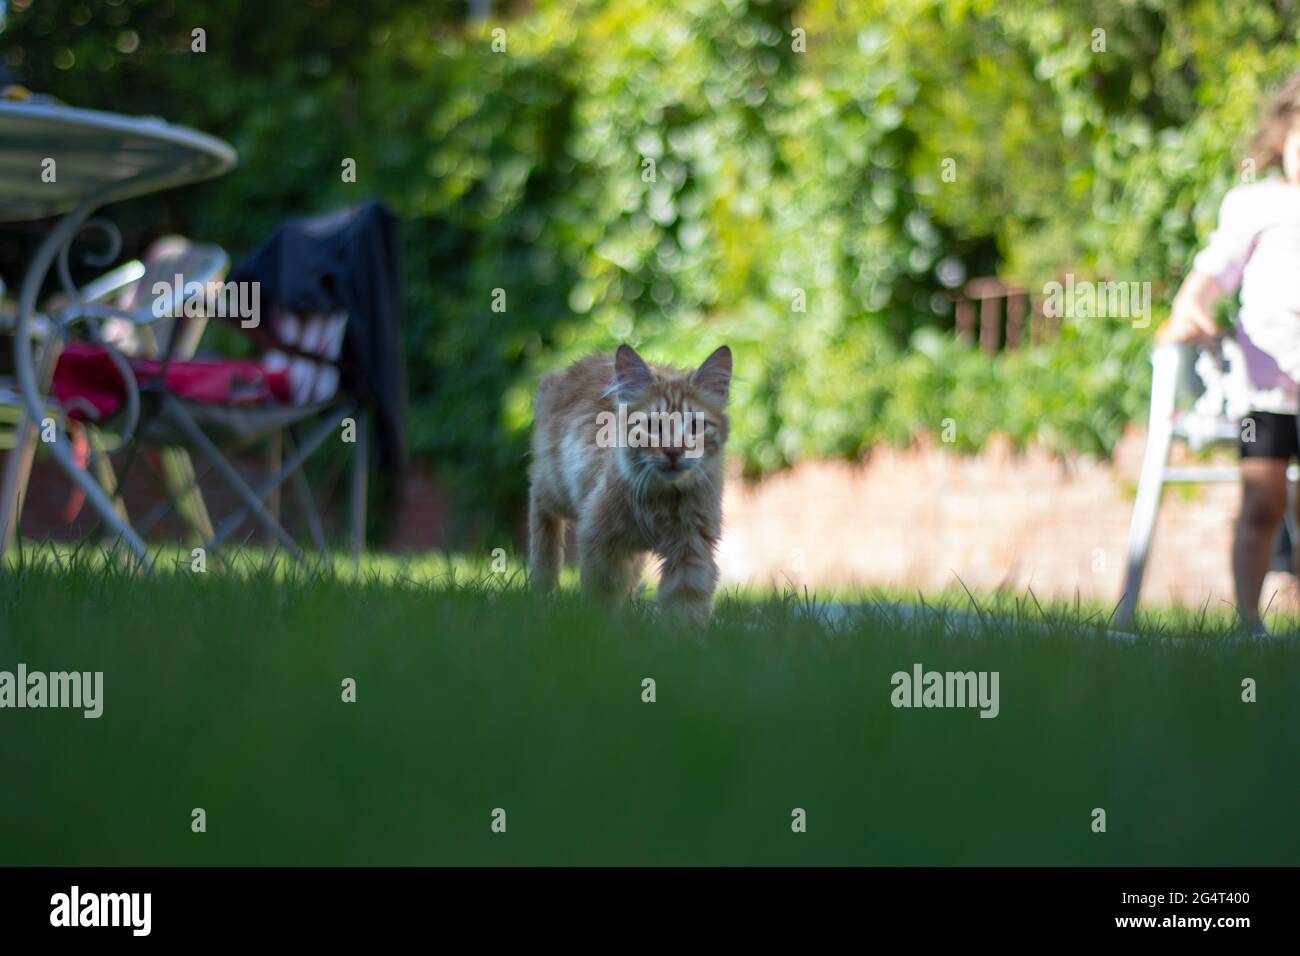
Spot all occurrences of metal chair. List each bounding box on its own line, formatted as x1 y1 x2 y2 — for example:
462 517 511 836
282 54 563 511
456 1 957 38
98 307 364 563
65 237 230 546
47 269 361 565
10 203 402 567
0 259 145 557
1116 338 1298 628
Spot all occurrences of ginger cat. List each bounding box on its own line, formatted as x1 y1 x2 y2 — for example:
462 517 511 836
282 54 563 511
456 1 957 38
528 343 732 624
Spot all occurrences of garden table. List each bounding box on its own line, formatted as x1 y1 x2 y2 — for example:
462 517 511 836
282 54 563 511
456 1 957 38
0 97 236 560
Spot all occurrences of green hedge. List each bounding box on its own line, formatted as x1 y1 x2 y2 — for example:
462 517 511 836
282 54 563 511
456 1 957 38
3 0 1293 538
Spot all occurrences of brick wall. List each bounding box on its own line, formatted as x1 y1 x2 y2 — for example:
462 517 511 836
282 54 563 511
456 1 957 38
716 428 1268 612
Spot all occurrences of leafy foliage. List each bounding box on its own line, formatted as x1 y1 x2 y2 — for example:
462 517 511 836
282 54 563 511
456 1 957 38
3 0 1294 537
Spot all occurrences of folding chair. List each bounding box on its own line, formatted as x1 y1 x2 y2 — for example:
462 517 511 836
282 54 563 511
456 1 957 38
1115 338 1298 628
32 201 403 565
66 236 230 545
49 297 355 565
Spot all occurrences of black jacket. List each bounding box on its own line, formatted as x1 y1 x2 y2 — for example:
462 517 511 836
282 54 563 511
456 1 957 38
229 200 407 475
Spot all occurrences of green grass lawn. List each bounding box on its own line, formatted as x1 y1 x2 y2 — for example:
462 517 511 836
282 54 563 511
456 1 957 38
1 547 1297 865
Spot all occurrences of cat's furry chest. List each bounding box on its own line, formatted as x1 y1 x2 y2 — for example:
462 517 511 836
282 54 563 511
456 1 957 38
621 485 720 556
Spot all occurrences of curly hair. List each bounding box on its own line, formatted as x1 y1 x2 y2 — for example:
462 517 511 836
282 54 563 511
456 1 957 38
1250 71 1300 171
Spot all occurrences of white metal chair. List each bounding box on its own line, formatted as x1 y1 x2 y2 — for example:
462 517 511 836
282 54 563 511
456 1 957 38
0 259 146 557
74 236 231 546
0 237 229 560
1116 338 1297 628
9 203 401 566
37 237 368 565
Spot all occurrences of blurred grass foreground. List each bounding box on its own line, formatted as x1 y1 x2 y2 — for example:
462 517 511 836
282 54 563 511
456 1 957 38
1 553 1296 865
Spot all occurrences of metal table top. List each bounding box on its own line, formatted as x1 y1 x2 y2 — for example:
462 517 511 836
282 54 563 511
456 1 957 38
0 98 237 222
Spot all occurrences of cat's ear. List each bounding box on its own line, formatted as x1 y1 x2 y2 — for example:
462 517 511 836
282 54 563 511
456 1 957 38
614 343 654 399
692 345 732 402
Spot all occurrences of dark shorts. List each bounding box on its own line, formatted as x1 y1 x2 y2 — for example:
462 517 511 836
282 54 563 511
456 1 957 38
1240 410 1300 460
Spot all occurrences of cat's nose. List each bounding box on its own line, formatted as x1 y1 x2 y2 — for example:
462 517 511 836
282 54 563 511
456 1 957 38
663 449 681 467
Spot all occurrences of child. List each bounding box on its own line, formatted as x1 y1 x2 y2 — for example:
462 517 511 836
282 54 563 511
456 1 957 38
1163 71 1300 634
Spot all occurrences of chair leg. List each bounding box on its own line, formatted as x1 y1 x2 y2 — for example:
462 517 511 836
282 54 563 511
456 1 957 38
266 431 282 525
1116 432 1170 629
159 447 214 544
85 426 130 523
0 409 39 559
1116 344 1181 629
285 430 329 557
166 398 302 557
200 406 351 554
0 336 63 559
350 410 368 559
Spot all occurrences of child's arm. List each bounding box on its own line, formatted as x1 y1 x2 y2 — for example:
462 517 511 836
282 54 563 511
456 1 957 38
1159 269 1225 344
1159 185 1257 346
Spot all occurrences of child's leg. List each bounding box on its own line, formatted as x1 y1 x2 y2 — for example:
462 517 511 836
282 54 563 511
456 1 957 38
1234 458 1288 630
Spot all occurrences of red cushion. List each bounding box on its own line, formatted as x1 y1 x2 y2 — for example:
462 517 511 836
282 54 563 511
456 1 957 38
52 342 292 422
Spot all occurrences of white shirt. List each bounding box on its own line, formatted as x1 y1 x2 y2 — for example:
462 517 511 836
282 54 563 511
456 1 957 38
1193 178 1300 414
